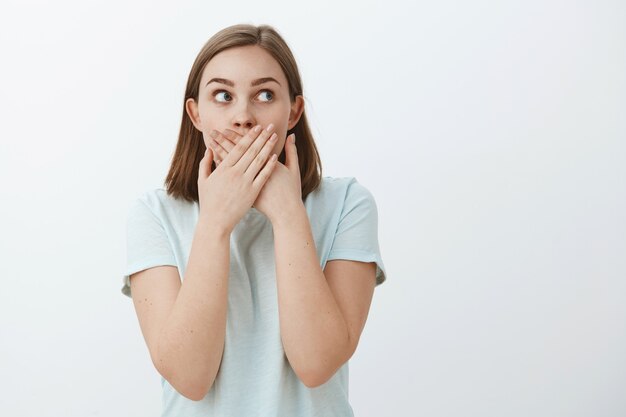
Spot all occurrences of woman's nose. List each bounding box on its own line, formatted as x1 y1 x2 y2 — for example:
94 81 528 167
234 121 255 131
232 106 256 131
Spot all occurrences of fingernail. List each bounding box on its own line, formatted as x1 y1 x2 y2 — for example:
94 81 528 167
291 134 296 143
210 130 218 139
265 123 274 132
253 125 261 133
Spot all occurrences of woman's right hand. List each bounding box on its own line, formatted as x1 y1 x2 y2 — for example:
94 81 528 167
197 124 279 233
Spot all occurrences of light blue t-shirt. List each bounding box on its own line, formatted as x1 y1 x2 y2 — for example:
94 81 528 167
122 176 387 417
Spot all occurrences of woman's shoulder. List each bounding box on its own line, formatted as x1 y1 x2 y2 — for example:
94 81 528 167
316 176 374 200
307 176 376 212
317 175 357 193
133 187 193 207
129 187 196 221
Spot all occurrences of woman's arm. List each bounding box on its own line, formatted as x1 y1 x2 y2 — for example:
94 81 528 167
272 202 354 388
156 216 231 401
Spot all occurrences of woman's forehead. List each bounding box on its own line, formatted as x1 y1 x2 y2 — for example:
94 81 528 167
201 46 286 87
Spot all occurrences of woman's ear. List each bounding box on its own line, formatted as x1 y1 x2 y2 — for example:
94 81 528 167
287 95 305 130
185 98 203 131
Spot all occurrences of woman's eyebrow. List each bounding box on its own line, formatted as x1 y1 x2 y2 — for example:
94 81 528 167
205 77 281 87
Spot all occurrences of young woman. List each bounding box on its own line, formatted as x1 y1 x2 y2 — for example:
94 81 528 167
122 23 387 416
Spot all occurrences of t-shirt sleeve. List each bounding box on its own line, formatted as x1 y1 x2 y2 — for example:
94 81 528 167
121 197 178 298
327 179 387 286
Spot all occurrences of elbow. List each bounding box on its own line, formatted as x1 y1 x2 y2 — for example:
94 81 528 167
159 365 215 401
295 362 339 389
153 354 216 401
301 373 329 389
293 341 355 388
152 335 225 401
179 385 211 402
173 374 212 401
165 380 208 401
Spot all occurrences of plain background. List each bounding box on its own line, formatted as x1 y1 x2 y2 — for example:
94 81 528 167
0 0 624 416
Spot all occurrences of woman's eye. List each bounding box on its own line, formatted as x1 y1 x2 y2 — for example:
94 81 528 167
214 91 232 103
258 90 273 102
212 89 273 103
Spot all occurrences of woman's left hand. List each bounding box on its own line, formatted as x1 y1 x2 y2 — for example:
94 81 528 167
208 128 303 224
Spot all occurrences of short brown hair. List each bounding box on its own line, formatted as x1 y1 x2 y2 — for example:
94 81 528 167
164 24 322 203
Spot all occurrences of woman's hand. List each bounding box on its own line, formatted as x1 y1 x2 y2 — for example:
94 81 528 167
208 127 303 224
207 128 242 167
197 124 279 233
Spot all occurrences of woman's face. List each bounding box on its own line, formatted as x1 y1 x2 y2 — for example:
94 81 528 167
186 45 304 164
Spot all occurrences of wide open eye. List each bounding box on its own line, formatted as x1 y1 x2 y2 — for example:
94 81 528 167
213 90 232 103
257 90 274 102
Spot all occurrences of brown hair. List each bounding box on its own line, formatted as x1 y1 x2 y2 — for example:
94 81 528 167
164 24 322 204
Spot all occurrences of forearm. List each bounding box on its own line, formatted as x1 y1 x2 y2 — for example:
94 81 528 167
157 216 231 400
272 203 351 387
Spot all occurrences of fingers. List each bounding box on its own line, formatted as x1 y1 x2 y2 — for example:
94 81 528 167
208 130 243 166
252 153 279 190
220 125 263 168
234 123 277 172
208 133 228 164
209 141 226 163
244 130 279 178
210 130 237 153
285 133 298 172
198 147 214 179
221 129 243 144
